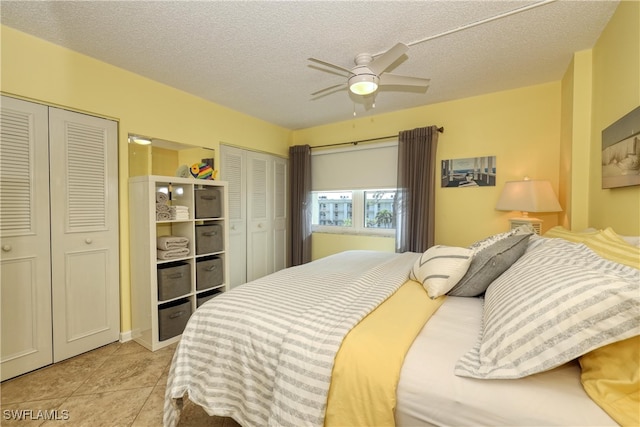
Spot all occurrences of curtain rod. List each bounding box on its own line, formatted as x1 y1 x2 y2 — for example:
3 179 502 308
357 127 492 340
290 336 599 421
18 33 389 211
310 126 444 150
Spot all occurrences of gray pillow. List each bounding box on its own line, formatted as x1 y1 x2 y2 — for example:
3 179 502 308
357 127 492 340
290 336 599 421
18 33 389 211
447 233 531 297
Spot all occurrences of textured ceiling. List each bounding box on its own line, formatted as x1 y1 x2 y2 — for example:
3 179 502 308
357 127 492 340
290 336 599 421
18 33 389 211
1 1 619 130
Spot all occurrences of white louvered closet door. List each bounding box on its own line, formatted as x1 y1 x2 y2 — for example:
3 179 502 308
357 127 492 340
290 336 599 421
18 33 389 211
48 107 120 362
272 157 288 273
247 152 271 282
0 97 53 381
222 146 247 288
220 145 288 286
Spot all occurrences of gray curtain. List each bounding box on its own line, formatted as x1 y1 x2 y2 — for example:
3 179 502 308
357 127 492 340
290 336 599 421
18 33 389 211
289 145 312 266
395 126 439 253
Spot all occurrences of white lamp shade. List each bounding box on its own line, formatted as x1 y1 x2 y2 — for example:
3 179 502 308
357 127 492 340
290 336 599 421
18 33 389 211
495 180 562 213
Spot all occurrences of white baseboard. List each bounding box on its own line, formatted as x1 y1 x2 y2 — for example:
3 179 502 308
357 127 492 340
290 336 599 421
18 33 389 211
119 330 133 343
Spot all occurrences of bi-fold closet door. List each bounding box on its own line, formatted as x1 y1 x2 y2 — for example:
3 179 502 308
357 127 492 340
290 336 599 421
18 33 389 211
0 96 120 381
220 144 287 288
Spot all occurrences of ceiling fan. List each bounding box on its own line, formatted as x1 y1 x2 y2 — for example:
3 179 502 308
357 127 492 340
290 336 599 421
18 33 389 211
308 42 430 98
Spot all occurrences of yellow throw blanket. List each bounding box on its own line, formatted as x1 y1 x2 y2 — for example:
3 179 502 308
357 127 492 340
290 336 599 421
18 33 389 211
325 280 445 426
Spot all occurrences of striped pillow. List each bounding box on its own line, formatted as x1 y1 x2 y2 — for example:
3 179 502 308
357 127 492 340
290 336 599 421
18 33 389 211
455 238 640 379
583 228 640 269
409 245 473 299
543 225 600 242
544 226 639 269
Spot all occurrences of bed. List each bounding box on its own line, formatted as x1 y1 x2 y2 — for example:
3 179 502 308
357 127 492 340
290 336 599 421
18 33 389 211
164 226 640 427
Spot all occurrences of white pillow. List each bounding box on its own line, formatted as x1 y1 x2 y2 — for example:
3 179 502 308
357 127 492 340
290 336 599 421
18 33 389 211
455 238 640 379
409 245 473 298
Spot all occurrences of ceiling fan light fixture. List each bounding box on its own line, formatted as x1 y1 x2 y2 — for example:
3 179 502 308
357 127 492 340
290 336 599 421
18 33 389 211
349 74 379 95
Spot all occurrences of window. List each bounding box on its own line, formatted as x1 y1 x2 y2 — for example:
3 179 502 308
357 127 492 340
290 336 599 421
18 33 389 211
312 189 396 235
313 191 352 227
364 190 395 229
310 141 397 236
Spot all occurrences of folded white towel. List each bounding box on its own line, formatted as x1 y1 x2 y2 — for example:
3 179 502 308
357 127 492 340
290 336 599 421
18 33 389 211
156 212 171 221
157 236 189 250
168 205 189 220
157 247 190 260
156 203 170 213
156 192 169 204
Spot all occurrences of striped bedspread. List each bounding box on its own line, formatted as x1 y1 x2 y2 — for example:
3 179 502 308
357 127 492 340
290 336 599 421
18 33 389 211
163 250 419 427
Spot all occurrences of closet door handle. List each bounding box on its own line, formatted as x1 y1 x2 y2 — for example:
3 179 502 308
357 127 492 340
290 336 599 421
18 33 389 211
85 238 93 244
2 245 12 252
257 223 264 229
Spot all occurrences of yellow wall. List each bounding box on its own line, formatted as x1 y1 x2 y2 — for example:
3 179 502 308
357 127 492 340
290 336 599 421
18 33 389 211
560 50 593 231
295 82 562 253
128 143 152 177
312 234 395 260
150 147 179 176
1 26 292 333
589 0 640 234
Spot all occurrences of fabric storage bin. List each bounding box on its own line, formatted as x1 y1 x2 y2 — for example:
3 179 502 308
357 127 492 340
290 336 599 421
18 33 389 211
196 289 223 307
195 224 224 255
158 298 192 341
195 188 222 219
196 256 224 290
157 261 191 301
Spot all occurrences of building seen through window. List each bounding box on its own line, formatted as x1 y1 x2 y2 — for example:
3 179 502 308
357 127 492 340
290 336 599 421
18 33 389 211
312 190 395 233
364 190 395 228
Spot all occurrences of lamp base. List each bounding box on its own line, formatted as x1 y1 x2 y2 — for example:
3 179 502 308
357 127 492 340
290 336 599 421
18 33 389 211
509 217 542 235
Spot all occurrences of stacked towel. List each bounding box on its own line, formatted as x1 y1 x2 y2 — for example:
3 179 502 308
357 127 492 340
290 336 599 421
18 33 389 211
157 235 190 259
157 247 190 260
156 191 169 204
156 211 171 221
170 205 189 220
157 236 189 250
156 192 171 221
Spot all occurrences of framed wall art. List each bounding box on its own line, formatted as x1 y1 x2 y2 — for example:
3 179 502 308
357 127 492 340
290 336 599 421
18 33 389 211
441 155 496 188
601 106 640 189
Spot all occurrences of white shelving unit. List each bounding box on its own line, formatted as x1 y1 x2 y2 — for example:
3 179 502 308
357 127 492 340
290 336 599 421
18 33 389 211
129 175 229 351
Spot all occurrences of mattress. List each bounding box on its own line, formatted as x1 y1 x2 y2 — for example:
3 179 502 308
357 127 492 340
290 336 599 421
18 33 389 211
395 296 617 426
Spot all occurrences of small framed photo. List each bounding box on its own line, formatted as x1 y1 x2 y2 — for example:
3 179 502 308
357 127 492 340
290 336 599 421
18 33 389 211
441 156 496 188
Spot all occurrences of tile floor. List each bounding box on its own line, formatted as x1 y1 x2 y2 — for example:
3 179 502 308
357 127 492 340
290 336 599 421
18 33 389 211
0 341 241 427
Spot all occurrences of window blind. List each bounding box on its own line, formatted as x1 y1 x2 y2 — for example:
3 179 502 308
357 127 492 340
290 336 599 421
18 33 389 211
311 142 398 191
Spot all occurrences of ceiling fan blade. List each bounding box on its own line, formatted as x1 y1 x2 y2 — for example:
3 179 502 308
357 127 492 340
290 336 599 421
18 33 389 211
369 42 409 75
379 73 430 87
308 64 349 78
308 57 353 75
311 83 346 96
